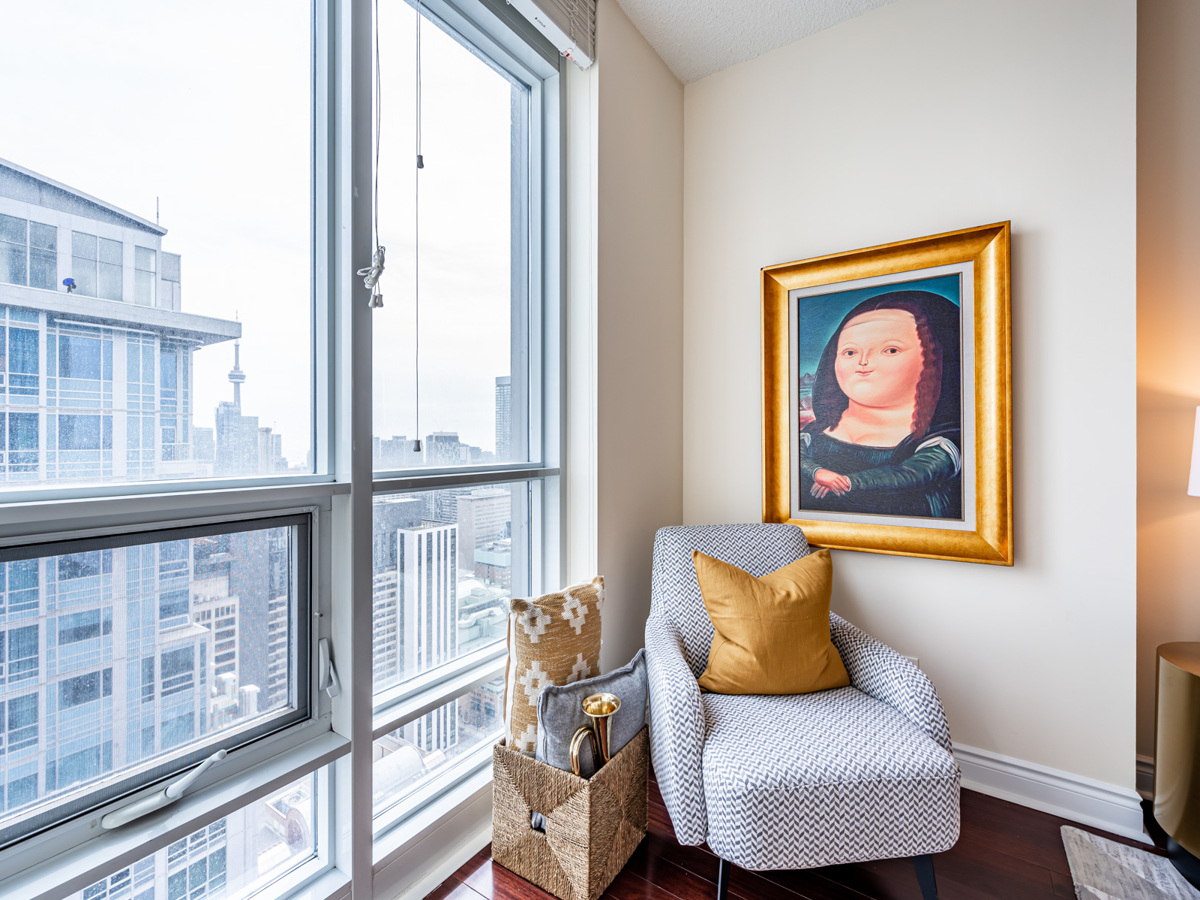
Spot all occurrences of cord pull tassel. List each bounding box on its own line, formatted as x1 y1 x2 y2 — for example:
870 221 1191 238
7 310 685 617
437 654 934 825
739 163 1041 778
416 154 424 169
358 245 386 309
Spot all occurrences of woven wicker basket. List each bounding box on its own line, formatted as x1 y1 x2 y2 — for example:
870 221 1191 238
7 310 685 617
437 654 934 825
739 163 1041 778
492 727 648 900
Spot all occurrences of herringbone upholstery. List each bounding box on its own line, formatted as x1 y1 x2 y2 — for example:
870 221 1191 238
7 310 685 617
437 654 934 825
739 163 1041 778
645 524 960 872
702 689 960 869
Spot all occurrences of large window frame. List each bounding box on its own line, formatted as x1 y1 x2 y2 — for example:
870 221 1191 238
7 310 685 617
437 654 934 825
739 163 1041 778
0 0 564 897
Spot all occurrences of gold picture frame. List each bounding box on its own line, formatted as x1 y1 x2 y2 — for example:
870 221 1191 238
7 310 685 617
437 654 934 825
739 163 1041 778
761 222 1012 565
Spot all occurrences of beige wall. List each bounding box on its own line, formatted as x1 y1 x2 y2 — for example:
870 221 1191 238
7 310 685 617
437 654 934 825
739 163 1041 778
592 0 685 671
682 0 1138 787
1137 0 1200 761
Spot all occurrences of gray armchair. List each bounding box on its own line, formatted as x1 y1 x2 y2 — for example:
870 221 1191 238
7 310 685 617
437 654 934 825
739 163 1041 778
645 524 960 899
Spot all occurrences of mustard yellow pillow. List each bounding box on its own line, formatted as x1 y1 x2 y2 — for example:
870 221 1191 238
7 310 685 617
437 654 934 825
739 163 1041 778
695 549 849 695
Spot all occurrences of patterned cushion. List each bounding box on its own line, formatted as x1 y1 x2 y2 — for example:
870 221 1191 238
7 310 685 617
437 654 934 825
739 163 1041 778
701 687 961 870
536 649 648 778
651 525 811 677
504 577 604 753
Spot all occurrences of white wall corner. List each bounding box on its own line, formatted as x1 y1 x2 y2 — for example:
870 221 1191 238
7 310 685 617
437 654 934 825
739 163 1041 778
955 744 1147 844
564 59 599 586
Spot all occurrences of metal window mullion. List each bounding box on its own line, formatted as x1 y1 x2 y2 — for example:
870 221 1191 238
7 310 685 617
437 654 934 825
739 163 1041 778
0 480 347 540
327 0 375 897
372 654 506 740
371 737 496 840
371 464 558 494
0 472 341 510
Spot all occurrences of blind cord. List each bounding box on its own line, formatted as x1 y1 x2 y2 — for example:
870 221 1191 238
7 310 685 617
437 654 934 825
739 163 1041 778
358 0 385 308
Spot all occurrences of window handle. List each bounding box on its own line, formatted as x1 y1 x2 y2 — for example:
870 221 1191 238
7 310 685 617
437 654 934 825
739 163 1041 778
318 638 342 698
100 749 227 830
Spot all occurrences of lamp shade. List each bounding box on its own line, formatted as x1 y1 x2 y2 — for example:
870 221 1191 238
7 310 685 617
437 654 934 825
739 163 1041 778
1189 407 1200 496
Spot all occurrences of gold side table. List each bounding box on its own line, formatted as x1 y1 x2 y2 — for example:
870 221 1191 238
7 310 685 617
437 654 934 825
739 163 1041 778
1145 642 1200 888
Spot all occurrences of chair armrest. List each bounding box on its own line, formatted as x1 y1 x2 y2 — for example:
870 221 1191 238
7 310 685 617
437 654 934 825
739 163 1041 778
645 615 708 845
830 613 953 753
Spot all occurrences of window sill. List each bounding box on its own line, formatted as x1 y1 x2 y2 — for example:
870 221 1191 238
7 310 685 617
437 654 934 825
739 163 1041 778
0 731 349 900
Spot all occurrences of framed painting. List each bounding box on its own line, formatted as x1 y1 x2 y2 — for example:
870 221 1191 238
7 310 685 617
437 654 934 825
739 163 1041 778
761 222 1012 565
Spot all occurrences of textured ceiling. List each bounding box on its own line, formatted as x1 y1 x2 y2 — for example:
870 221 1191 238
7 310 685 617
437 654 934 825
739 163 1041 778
612 0 899 84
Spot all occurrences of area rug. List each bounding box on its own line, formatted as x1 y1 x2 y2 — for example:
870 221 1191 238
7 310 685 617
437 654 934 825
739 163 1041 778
1062 826 1200 899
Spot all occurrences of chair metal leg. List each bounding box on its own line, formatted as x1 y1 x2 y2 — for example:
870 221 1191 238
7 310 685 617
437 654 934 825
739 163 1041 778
913 854 938 900
716 857 731 899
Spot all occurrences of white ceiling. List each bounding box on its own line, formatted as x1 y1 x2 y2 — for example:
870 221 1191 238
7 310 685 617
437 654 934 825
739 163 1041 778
612 0 898 84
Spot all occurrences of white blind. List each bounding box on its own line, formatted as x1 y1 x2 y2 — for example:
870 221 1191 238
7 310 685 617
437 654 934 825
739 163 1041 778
506 0 596 68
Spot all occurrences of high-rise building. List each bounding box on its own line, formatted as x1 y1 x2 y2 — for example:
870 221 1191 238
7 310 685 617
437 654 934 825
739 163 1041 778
0 159 239 485
374 434 422 470
495 375 511 461
371 495 459 752
264 528 293 710
371 496 424 688
0 162 293 888
424 431 466 468
455 487 511 570
398 523 459 752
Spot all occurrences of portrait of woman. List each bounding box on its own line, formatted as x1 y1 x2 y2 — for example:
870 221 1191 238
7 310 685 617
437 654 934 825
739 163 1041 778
798 289 962 519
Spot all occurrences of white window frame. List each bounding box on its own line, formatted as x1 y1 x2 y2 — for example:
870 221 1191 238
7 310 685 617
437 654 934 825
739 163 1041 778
347 0 563 891
0 0 564 894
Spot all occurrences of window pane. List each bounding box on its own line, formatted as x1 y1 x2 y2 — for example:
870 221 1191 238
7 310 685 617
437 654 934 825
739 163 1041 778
134 248 156 306
372 486 527 694
373 676 503 820
373 5 530 469
71 233 97 262
69 771 317 900
0 3 314 489
0 216 24 247
29 224 56 253
28 250 56 292
97 238 121 267
97 263 122 303
0 246 25 289
0 521 305 846
0 216 27 288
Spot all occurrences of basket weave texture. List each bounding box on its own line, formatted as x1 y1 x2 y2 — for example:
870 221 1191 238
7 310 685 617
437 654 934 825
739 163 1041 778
492 727 648 900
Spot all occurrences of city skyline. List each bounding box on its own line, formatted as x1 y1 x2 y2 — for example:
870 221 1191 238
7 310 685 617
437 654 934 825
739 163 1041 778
2 1 522 466
0 157 509 896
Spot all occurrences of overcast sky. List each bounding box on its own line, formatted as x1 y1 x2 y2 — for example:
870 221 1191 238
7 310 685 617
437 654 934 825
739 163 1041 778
0 1 514 467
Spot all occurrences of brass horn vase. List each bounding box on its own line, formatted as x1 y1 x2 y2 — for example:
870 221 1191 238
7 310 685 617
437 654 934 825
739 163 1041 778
568 692 622 777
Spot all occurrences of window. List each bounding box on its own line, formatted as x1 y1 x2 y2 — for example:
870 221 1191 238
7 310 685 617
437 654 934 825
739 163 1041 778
0 216 56 291
134 247 156 306
0 519 308 848
70 235 123 303
1 694 38 756
366 0 561 861
58 611 101 645
0 0 563 896
0 217 26 287
70 772 316 900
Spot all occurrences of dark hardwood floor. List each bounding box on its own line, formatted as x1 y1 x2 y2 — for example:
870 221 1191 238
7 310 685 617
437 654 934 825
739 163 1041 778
425 772 1157 900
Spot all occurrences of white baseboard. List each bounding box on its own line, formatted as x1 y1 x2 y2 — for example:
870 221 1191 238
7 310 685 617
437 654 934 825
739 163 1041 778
954 743 1148 844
